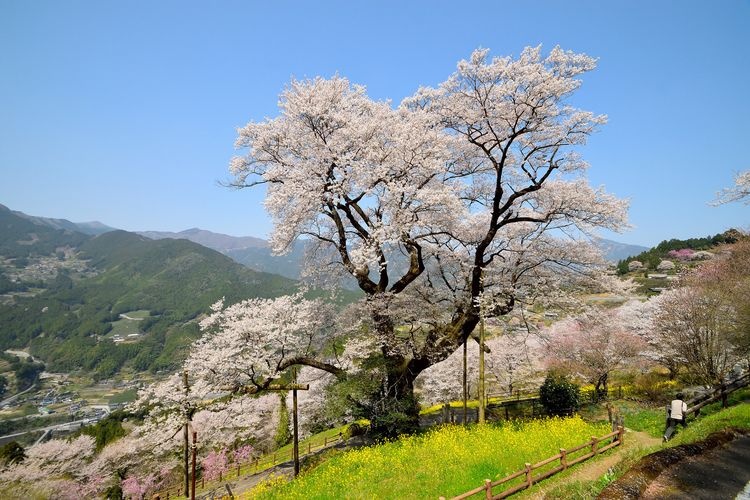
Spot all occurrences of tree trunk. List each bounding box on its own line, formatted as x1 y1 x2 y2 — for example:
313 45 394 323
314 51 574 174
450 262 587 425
366 306 480 437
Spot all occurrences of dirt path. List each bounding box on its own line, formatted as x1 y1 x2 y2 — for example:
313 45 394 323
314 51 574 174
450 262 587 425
528 428 662 498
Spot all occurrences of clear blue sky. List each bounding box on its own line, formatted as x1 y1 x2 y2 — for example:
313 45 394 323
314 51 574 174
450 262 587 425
2 0 748 247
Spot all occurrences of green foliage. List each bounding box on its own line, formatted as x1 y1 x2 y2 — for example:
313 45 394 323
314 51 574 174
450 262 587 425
78 411 128 451
0 374 7 397
539 372 581 416
0 441 26 465
103 483 124 500
366 393 420 440
632 371 678 403
12 358 44 391
274 394 292 449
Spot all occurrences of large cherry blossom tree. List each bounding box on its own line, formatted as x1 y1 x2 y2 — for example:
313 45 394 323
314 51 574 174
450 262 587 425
228 46 629 430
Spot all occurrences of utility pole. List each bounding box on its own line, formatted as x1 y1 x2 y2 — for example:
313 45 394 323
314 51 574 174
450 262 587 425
478 316 486 424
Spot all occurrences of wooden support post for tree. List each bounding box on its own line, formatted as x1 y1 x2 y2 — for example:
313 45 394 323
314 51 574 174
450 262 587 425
183 370 190 499
292 369 300 478
463 339 468 425
191 430 197 500
478 316 486 424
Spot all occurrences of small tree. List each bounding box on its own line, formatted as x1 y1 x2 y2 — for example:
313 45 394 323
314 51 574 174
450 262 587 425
545 306 646 400
539 373 580 416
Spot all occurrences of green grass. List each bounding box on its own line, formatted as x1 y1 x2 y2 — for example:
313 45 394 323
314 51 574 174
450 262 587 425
109 318 142 337
120 309 150 319
109 388 138 404
244 417 610 499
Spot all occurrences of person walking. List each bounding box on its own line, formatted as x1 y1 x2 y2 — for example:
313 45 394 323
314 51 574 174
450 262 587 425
663 393 687 442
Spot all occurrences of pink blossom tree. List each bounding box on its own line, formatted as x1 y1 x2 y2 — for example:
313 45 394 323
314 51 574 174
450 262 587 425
227 46 629 431
201 448 229 481
544 306 646 398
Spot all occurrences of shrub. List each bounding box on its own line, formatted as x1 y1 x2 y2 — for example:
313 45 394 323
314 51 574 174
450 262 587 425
632 371 677 403
539 373 580 416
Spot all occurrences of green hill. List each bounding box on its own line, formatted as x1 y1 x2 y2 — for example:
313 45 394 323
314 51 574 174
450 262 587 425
0 217 298 378
0 203 89 258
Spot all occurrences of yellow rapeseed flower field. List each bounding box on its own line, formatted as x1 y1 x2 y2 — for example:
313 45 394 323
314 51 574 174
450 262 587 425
245 416 609 499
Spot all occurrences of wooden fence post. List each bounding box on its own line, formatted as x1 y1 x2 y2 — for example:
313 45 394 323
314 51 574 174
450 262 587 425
525 462 533 488
591 436 599 455
617 425 624 444
484 478 493 499
560 448 567 469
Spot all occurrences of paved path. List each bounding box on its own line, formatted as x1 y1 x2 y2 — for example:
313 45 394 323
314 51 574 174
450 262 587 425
642 435 750 499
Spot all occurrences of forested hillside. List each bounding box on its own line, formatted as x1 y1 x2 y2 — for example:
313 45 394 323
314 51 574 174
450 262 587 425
616 229 742 273
0 210 299 379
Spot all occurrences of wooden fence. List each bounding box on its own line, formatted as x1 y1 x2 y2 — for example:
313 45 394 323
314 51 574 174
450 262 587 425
157 432 346 497
425 385 631 427
686 373 750 418
441 426 624 500
243 432 345 476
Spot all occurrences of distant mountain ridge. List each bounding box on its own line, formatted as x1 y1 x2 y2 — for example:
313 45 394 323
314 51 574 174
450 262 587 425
0 203 115 236
138 228 267 252
138 228 304 280
594 238 650 262
2 203 649 275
